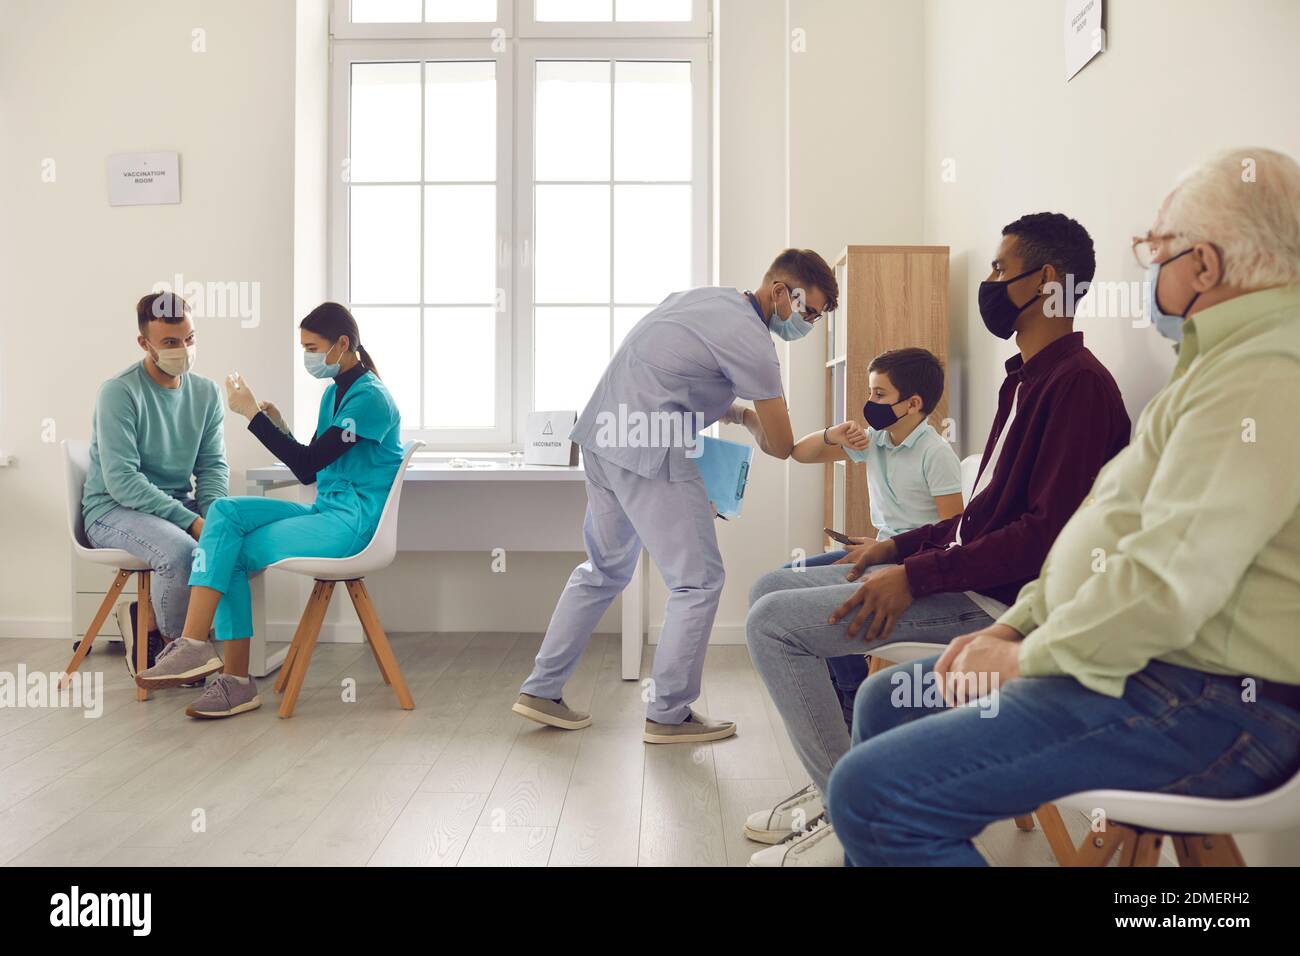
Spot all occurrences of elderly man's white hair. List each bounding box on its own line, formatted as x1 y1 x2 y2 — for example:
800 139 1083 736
1161 148 1300 290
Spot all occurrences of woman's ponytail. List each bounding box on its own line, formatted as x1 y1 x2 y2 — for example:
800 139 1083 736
357 344 380 379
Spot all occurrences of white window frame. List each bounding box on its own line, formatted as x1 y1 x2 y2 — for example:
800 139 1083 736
513 38 712 443
331 0 514 40
330 40 515 448
520 0 710 38
329 1 713 451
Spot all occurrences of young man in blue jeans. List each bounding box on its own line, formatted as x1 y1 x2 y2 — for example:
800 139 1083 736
82 292 228 674
828 149 1300 866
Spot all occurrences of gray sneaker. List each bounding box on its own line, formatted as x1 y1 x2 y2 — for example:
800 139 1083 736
512 693 592 730
135 638 223 689
186 674 261 719
643 709 737 744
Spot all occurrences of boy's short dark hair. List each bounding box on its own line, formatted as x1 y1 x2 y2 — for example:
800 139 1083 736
1001 212 1097 294
137 292 191 334
765 248 839 312
868 347 946 415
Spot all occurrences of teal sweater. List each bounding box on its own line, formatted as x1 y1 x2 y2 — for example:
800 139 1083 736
82 362 229 529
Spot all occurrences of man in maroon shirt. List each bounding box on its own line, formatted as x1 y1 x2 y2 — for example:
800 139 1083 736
741 212 1130 866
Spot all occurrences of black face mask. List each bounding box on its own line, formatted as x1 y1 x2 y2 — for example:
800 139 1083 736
978 267 1043 340
863 399 905 430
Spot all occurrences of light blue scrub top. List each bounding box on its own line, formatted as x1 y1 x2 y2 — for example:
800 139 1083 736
313 371 404 535
843 420 963 540
570 287 785 482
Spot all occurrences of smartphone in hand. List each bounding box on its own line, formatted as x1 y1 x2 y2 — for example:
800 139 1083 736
824 527 856 545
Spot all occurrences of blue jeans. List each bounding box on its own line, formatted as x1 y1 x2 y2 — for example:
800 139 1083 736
828 656 1300 866
746 564 994 792
85 498 200 639
782 549 867 727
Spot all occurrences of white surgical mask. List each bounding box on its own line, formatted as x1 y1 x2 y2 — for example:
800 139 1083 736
304 341 342 379
768 309 815 341
150 344 195 377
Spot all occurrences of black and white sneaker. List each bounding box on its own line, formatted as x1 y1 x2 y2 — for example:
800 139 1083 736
116 602 165 679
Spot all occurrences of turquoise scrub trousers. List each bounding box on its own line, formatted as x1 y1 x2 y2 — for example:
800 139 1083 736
188 496 370 641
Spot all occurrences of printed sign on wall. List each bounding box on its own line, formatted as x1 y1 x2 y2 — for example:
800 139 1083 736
107 152 181 206
1065 0 1105 81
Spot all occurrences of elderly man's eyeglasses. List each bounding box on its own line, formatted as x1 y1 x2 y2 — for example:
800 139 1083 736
1132 233 1196 269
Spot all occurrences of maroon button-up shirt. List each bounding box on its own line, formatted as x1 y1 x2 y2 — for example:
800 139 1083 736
893 331 1130 606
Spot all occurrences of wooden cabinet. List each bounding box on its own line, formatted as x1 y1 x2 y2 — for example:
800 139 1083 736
822 245 950 549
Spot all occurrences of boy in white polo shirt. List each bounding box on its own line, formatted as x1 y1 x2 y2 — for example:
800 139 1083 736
787 348 965 723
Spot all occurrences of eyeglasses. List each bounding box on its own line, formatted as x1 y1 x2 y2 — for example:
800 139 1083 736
788 289 830 324
1132 232 1194 269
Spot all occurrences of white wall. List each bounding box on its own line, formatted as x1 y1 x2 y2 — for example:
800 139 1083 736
921 0 1300 450
786 0 926 554
0 0 303 633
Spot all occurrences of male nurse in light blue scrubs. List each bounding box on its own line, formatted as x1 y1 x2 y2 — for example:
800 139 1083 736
515 250 840 744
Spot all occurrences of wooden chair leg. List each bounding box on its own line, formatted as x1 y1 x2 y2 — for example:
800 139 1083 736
345 580 414 710
1074 824 1128 867
279 581 334 718
1014 815 1036 831
135 572 152 702
867 654 895 677
1181 834 1245 867
1034 803 1078 866
61 568 131 688
1127 831 1165 867
275 581 327 695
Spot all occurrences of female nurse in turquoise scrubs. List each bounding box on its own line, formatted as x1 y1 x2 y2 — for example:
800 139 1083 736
135 302 404 719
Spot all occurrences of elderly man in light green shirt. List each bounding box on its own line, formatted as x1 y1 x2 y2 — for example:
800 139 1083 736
823 148 1300 867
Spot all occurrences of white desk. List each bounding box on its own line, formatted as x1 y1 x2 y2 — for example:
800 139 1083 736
244 459 647 682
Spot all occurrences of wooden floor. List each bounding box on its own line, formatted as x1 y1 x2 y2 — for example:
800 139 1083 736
0 632 1141 867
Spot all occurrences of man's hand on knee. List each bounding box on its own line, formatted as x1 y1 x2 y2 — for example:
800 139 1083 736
828 565 914 642
934 624 1023 706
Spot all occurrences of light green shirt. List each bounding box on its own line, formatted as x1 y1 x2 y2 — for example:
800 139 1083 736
82 362 229 530
999 285 1300 697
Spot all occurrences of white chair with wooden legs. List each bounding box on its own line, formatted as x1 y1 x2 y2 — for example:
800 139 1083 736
1054 764 1300 867
60 440 153 702
864 640 1078 864
268 440 423 719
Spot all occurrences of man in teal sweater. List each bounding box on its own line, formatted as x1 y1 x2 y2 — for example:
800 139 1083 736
83 292 228 673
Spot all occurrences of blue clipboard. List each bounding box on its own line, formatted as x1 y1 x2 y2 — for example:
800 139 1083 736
696 435 753 520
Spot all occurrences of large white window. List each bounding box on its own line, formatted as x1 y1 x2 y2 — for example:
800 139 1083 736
331 0 711 449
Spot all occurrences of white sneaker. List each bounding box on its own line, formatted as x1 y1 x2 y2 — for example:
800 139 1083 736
743 783 824 844
748 816 844 867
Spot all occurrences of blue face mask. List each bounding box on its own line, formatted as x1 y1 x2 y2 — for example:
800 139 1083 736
1144 249 1200 345
768 309 815 342
303 341 342 379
